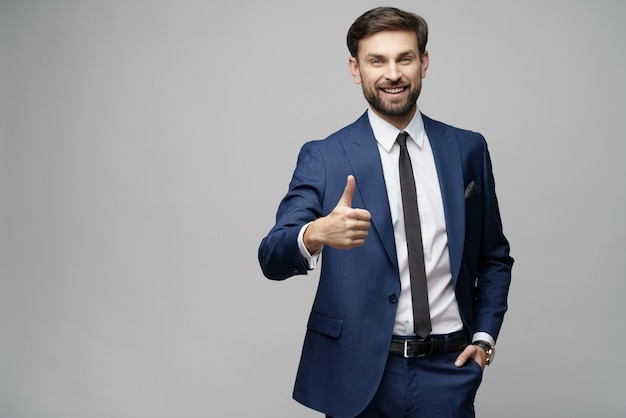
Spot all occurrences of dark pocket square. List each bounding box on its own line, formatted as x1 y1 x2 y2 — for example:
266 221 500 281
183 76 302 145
464 180 479 199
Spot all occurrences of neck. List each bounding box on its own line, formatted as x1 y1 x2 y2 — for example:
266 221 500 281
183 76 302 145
371 106 417 131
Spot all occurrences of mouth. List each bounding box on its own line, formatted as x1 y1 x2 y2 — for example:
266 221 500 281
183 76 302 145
380 86 408 95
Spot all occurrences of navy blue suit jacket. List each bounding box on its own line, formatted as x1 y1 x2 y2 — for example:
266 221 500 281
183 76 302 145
259 112 513 417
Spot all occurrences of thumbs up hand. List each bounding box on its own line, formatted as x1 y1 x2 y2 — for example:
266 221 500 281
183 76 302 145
303 175 372 253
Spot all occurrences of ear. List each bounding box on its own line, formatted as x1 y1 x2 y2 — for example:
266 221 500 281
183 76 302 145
420 50 429 79
348 57 362 84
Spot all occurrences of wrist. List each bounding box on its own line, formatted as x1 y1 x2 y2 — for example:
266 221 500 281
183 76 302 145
303 220 323 254
472 340 495 365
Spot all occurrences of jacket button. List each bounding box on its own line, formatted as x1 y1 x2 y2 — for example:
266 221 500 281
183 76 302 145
388 294 398 304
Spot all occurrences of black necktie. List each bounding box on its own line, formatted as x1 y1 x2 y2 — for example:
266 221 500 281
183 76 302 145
397 132 432 339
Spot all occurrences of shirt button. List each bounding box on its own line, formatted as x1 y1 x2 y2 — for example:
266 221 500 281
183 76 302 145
388 294 398 304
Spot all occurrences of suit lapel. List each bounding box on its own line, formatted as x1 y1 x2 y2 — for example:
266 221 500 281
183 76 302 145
423 115 465 284
337 113 466 280
341 113 399 273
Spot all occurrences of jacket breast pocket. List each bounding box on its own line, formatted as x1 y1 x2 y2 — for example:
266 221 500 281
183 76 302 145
307 311 344 339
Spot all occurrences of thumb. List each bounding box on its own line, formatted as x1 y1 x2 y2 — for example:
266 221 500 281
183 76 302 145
454 351 468 367
454 345 475 368
338 175 356 208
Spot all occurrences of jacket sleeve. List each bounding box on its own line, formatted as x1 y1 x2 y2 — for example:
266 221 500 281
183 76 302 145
258 141 327 280
472 139 514 340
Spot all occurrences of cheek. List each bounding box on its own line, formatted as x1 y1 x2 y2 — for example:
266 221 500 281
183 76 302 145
360 72 378 87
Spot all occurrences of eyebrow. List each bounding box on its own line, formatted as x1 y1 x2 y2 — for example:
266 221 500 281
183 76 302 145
363 50 418 60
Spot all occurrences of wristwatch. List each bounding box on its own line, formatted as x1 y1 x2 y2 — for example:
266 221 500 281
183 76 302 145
472 340 495 365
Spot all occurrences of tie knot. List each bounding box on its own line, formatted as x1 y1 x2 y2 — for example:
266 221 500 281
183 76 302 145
396 132 409 148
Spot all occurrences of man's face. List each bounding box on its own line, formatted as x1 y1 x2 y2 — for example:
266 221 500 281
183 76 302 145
349 30 428 128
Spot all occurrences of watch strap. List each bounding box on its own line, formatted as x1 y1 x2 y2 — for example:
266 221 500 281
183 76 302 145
472 340 492 352
472 340 494 365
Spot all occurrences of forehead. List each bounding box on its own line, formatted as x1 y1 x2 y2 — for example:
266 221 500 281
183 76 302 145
358 30 419 58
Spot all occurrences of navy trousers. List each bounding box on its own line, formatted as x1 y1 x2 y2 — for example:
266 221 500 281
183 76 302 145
327 350 483 418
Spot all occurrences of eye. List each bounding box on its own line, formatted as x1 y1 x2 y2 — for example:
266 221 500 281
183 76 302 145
400 56 412 63
370 58 383 65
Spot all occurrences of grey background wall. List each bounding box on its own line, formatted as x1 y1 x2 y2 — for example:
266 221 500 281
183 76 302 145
1 0 624 417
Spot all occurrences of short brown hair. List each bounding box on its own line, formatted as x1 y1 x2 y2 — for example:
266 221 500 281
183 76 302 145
346 7 428 58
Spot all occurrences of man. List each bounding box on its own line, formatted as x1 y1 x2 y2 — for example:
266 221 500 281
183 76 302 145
258 6 513 418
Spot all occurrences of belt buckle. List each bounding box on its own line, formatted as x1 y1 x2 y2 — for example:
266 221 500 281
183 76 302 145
403 340 412 358
403 339 433 358
403 340 428 358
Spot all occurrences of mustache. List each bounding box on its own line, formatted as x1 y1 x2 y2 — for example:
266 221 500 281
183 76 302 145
377 81 408 88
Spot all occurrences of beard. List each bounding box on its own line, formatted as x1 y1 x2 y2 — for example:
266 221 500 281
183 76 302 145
362 82 421 118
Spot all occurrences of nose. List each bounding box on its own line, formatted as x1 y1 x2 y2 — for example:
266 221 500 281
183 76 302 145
385 63 401 82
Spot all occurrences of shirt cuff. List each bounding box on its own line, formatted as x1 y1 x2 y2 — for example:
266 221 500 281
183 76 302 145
471 332 495 347
298 223 322 270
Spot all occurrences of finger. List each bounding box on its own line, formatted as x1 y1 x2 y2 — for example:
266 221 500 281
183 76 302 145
454 353 467 367
350 208 371 222
338 175 356 208
454 346 473 367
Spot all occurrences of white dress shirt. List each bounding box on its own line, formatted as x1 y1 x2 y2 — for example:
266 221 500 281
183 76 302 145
368 109 463 336
299 108 493 343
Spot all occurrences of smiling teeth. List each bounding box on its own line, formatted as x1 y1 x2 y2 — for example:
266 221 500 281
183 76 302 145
383 88 404 93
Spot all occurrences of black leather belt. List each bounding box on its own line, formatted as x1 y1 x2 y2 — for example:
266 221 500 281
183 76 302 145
389 331 468 358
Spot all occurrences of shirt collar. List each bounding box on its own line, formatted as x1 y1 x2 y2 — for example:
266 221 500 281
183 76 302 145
367 107 425 152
